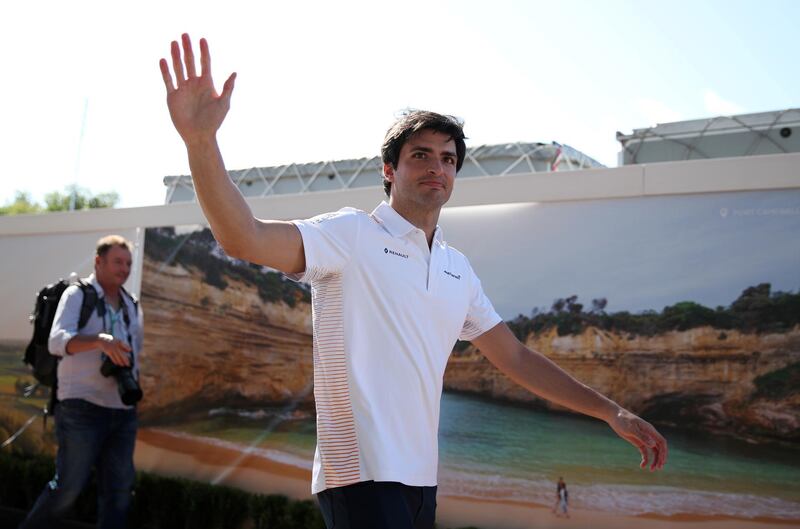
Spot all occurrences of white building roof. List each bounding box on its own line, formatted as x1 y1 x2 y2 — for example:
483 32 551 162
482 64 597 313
163 141 603 204
617 108 800 165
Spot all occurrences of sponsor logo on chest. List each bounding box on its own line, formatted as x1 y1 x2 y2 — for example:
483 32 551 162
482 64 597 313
384 247 409 259
443 270 461 280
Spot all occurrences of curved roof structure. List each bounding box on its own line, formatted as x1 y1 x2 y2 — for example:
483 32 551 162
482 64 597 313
617 108 800 165
163 141 603 204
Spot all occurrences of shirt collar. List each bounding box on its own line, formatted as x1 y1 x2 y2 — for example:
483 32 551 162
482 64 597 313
371 201 445 244
87 273 105 298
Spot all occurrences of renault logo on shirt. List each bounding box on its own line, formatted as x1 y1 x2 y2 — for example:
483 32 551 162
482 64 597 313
384 248 409 259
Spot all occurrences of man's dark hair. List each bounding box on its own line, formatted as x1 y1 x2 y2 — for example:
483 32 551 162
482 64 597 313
381 110 467 197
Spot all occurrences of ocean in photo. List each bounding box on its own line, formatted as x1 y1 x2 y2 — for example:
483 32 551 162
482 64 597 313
160 391 800 520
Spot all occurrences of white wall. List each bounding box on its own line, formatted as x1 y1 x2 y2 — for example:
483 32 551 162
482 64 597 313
1 152 798 342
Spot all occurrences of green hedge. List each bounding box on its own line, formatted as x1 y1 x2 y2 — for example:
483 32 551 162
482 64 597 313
0 451 324 529
1 452 485 528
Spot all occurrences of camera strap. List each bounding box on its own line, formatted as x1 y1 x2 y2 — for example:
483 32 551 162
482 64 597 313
98 294 135 371
119 295 134 367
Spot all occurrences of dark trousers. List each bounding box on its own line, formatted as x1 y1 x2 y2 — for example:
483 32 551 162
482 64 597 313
317 480 437 529
18 399 137 529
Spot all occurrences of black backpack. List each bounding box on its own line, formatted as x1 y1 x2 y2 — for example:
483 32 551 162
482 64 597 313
23 279 98 388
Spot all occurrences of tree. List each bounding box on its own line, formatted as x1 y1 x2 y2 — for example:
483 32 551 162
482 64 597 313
0 191 42 215
0 186 119 215
44 185 119 212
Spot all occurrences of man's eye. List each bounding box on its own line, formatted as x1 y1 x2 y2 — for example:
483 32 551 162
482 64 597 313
444 156 455 164
413 152 426 158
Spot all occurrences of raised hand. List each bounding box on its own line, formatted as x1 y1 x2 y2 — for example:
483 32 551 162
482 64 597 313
608 408 668 472
159 34 236 145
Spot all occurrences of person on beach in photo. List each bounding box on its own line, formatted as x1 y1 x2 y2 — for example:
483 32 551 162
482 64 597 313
18 236 144 529
159 34 668 529
553 477 569 518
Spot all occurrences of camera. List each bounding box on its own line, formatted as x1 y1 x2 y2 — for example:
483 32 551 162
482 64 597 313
100 355 143 406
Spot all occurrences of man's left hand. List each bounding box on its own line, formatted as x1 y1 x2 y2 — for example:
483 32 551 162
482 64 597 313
608 408 668 471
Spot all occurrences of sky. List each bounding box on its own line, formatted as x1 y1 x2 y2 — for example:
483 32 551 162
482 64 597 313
1 0 797 209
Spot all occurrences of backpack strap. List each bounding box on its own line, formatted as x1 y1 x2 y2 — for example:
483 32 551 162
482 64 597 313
76 279 99 330
118 286 139 330
119 286 139 313
118 287 138 373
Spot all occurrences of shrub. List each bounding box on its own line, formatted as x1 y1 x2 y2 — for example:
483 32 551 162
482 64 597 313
0 452 324 529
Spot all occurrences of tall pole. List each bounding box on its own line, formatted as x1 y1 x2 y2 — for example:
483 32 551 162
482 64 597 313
70 98 89 211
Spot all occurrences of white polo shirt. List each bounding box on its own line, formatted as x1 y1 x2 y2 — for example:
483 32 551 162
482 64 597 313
292 201 501 494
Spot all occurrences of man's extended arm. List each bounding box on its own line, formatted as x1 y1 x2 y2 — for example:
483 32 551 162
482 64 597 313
159 34 304 273
471 322 668 471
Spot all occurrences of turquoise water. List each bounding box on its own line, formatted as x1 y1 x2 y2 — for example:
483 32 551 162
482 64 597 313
162 392 800 519
438 393 800 518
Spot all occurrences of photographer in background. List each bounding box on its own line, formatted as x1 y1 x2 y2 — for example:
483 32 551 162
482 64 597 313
19 235 144 529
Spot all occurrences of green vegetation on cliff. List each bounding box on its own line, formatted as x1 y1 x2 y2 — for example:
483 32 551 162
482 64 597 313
507 284 800 339
753 362 800 400
145 227 311 307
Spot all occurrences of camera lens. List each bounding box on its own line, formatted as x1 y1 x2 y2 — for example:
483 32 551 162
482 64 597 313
100 356 143 405
117 372 143 405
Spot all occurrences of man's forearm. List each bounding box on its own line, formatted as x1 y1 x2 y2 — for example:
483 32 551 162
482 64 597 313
65 334 105 355
185 136 258 257
500 346 621 423
475 324 668 470
475 324 622 423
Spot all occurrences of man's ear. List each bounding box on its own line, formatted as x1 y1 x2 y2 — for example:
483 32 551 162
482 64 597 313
383 163 395 183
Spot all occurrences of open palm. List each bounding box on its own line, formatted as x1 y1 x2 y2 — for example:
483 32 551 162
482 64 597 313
159 34 236 145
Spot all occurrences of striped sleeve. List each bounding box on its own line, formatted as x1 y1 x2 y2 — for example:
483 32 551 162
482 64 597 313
459 265 502 341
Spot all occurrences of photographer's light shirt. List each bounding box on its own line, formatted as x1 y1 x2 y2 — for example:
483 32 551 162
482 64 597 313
48 273 143 409
291 202 502 494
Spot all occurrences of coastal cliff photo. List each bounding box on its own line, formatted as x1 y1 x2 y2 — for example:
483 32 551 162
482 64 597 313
1 188 798 526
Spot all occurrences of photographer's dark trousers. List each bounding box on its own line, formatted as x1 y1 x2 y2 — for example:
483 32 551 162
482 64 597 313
317 480 437 529
18 399 137 529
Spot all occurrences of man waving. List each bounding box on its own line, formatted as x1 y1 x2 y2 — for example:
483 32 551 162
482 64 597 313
160 34 667 529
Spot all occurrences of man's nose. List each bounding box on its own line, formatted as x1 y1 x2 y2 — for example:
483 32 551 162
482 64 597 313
427 159 444 176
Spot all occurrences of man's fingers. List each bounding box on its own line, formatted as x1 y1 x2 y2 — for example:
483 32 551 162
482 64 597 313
637 442 649 470
659 431 668 468
614 412 668 472
159 59 175 93
633 419 669 471
170 40 185 84
182 33 197 79
641 423 667 471
119 341 132 353
200 38 211 78
109 350 130 367
221 72 237 103
650 437 662 471
656 434 668 470
623 433 648 469
116 347 131 366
